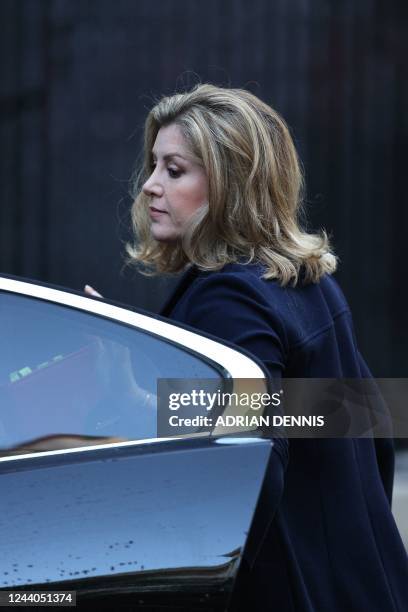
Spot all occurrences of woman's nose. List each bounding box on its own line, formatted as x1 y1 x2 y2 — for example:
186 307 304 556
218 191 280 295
142 171 163 197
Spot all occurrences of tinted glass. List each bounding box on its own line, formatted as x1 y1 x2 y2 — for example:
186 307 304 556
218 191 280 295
0 292 223 449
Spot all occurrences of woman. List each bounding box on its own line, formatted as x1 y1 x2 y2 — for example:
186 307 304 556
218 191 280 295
88 84 408 611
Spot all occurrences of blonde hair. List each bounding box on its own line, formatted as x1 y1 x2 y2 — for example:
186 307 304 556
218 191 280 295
127 83 337 285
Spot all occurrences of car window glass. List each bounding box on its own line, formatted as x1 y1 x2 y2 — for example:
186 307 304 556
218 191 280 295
0 292 223 450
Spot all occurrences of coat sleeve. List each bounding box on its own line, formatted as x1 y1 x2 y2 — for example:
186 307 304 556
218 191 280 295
175 272 288 380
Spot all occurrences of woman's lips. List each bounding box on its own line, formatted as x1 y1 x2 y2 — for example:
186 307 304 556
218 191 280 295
149 206 168 218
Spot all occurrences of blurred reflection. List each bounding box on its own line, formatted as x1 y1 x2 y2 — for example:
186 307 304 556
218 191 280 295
0 292 222 449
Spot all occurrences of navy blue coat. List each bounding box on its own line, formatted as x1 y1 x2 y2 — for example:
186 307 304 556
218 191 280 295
161 263 408 612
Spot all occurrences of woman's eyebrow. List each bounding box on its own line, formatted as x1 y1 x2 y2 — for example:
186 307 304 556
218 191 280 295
151 151 188 161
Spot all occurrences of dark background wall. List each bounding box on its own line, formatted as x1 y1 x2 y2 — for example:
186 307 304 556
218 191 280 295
1 0 407 376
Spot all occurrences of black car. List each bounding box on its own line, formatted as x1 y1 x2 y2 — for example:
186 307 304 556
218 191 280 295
0 275 275 610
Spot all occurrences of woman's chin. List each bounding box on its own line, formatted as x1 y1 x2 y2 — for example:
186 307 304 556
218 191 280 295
150 226 179 243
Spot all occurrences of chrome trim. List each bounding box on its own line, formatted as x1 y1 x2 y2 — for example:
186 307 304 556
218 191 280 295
0 436 175 463
0 434 267 464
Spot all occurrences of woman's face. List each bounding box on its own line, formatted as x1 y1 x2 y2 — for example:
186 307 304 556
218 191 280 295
142 123 208 242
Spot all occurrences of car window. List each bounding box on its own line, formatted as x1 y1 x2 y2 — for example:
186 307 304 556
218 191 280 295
0 291 224 451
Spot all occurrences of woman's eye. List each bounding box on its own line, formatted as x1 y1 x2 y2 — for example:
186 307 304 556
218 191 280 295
168 167 181 178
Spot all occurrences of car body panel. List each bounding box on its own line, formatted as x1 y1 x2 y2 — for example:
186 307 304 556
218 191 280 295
0 437 272 608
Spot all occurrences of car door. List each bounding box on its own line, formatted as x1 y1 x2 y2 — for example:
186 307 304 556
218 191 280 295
0 275 274 610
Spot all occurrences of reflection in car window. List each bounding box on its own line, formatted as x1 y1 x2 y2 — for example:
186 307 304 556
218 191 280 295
0 292 223 449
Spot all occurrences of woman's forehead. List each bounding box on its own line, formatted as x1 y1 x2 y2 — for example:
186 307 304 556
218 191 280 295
152 124 199 164
152 124 188 155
